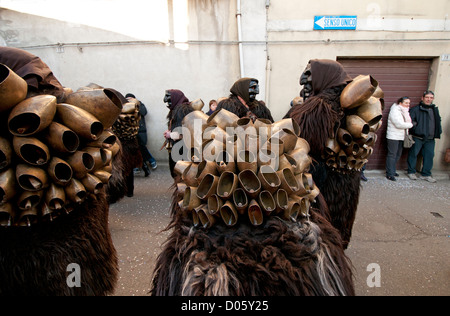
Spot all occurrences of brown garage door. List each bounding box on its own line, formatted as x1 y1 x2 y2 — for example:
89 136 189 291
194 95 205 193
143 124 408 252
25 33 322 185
338 58 431 170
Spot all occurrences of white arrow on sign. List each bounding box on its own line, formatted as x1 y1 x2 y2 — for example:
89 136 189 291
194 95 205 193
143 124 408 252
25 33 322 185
315 16 326 29
314 15 357 30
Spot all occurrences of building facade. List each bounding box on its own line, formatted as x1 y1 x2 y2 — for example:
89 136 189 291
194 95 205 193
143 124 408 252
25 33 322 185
1 0 449 171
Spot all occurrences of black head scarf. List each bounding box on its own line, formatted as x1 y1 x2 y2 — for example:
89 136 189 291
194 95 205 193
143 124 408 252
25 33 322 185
167 89 190 110
230 78 258 104
289 59 351 157
309 59 352 96
0 46 66 101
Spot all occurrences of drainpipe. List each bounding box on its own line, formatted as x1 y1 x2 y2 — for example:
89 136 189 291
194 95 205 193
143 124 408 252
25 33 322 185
265 57 271 103
236 0 245 78
265 0 271 103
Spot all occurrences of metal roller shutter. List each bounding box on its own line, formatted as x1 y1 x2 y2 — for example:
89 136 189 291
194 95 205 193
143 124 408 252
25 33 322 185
338 58 431 170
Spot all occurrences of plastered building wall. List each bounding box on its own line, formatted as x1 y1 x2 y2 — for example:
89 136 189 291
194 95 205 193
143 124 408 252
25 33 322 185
1 0 449 170
265 0 450 171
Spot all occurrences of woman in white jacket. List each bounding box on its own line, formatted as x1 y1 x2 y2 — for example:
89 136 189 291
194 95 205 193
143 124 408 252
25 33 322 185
386 97 414 181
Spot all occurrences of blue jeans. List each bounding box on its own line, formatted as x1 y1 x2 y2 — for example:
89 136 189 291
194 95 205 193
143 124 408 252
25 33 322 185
407 137 435 177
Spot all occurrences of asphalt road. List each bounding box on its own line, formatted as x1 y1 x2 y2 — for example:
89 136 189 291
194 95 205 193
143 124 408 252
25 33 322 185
109 165 450 296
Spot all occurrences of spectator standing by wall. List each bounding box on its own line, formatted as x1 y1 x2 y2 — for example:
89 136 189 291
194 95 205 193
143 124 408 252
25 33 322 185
386 97 413 181
407 91 442 183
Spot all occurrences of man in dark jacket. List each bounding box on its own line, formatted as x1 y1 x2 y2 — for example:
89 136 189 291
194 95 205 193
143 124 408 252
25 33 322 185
407 91 442 183
126 93 157 177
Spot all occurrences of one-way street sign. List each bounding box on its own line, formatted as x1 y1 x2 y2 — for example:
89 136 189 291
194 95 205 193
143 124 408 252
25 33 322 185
314 15 357 30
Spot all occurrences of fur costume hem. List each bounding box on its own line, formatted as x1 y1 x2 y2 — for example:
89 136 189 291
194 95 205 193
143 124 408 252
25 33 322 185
150 188 354 296
0 191 119 296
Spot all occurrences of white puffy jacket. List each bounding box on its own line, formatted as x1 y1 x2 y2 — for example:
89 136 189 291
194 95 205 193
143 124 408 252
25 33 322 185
386 103 413 141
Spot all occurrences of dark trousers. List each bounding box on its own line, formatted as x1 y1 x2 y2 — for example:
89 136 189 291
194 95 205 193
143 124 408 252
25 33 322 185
126 172 134 197
407 137 435 177
169 152 177 178
139 144 156 164
386 139 404 177
139 144 155 175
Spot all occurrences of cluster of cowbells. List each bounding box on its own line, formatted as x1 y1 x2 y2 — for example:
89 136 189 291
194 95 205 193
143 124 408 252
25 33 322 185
0 64 123 227
111 98 140 140
325 75 384 172
174 108 320 229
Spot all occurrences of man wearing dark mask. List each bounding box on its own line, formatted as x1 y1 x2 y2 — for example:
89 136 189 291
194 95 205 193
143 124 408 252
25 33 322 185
217 78 274 122
163 89 194 177
299 62 313 101
286 59 364 249
151 74 356 297
286 60 351 156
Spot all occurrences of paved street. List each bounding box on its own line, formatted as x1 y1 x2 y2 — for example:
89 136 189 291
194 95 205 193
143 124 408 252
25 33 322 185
109 165 450 296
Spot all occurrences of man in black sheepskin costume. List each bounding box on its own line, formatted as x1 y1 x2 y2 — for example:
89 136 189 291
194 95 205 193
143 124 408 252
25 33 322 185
164 89 195 178
150 78 355 296
0 48 118 296
217 78 274 122
286 59 360 249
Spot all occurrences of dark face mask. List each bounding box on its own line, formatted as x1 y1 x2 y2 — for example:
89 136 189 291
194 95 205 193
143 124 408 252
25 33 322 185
164 91 172 108
248 80 260 102
300 63 313 101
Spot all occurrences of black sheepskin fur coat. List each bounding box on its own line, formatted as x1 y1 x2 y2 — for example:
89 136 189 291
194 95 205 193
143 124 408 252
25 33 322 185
0 191 118 296
150 189 355 296
217 96 274 122
287 86 361 249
